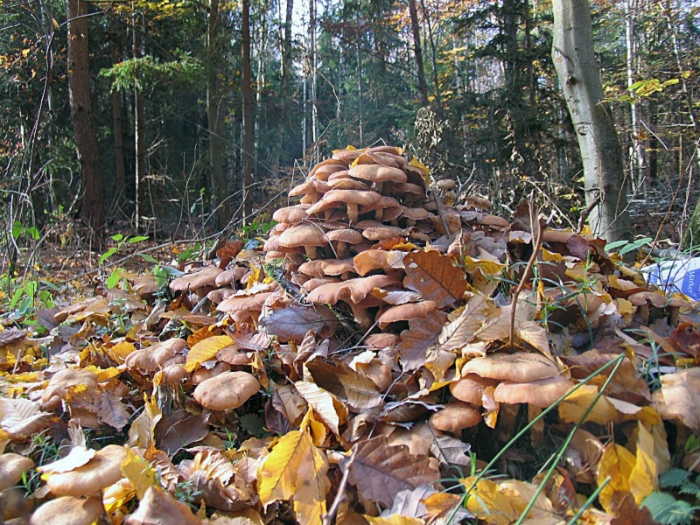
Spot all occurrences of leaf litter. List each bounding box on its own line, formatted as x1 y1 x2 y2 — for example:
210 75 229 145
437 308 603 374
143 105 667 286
1 145 700 524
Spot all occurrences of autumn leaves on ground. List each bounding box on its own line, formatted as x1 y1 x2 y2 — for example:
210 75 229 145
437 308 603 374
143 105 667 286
2 146 700 525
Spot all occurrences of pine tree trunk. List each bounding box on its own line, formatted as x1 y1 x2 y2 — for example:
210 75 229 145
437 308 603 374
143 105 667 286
241 0 255 221
552 0 632 243
408 0 429 108
133 13 146 232
207 0 229 229
111 44 126 195
67 0 104 241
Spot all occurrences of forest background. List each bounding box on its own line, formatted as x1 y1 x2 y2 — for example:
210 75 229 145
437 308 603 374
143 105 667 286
1 0 699 254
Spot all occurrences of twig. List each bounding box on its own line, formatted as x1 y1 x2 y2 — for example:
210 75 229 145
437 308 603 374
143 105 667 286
323 448 358 525
509 202 543 350
577 192 601 233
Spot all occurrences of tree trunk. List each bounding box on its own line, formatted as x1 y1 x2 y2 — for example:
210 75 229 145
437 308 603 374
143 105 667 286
685 197 700 249
552 0 631 243
133 12 146 232
111 44 126 195
207 0 229 229
408 0 429 108
241 0 255 221
67 0 104 241
309 0 318 163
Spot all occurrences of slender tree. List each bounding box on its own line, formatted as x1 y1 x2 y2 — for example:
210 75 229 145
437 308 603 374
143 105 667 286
241 0 254 220
67 0 104 240
552 0 631 242
408 0 429 107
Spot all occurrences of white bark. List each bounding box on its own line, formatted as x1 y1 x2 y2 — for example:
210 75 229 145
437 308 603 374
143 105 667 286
552 0 631 242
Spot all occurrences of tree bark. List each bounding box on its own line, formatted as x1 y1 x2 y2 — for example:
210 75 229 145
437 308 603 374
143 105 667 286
67 0 104 241
241 0 255 221
207 0 229 229
552 0 631 243
133 12 146 232
111 43 126 195
408 0 429 108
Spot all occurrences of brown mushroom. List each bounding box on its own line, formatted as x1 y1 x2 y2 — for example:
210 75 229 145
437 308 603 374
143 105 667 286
169 265 223 298
348 164 407 193
376 301 437 329
461 353 559 383
42 369 99 411
307 189 381 223
277 223 329 259
326 228 364 258
193 371 260 411
493 375 573 409
429 402 482 433
450 374 499 406
124 486 201 525
0 454 35 491
29 496 104 525
45 445 127 497
125 338 187 373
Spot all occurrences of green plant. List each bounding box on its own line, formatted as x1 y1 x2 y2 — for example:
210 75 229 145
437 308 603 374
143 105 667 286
605 236 653 256
172 479 202 512
99 234 149 289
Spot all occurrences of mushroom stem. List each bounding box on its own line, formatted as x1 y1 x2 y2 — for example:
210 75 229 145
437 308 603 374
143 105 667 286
529 405 544 447
349 302 374 332
304 246 319 259
335 241 348 259
347 203 359 223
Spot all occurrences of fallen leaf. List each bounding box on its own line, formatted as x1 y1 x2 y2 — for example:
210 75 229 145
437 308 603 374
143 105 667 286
185 335 234 373
345 435 439 508
258 429 330 525
294 380 341 435
307 360 382 411
98 392 131 431
460 476 518 525
597 443 635 513
121 446 156 499
404 250 468 308
652 367 700 433
398 311 449 372
259 305 337 342
155 410 210 456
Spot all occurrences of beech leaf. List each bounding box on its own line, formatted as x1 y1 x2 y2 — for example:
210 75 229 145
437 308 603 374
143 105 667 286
97 392 131 431
259 305 337 342
307 359 382 411
652 367 700 433
184 335 234 372
345 435 439 508
294 381 341 435
398 311 449 372
404 250 468 308
258 429 330 525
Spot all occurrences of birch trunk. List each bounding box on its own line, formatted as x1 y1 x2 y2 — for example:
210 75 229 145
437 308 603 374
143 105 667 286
552 0 631 242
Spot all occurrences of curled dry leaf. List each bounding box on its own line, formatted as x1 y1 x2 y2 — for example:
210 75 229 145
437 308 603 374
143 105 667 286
344 435 440 508
125 486 202 525
403 250 468 308
652 367 700 433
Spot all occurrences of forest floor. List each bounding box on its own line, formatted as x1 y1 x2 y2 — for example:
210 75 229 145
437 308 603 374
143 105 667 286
1 154 700 525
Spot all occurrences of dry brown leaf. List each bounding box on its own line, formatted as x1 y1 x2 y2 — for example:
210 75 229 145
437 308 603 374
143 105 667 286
403 250 468 308
294 380 341 435
398 311 449 372
127 395 162 449
307 359 383 411
155 410 210 456
259 305 337 342
354 250 406 275
0 397 52 439
438 294 490 352
344 435 440 508
652 367 700 433
97 392 131 431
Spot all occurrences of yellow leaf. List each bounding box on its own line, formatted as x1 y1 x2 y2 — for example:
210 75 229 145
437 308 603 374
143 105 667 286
596 444 635 513
185 335 233 372
103 478 136 514
127 395 162 448
409 157 431 184
366 515 425 525
628 422 658 503
103 341 136 364
121 446 156 500
300 408 328 447
294 381 340 436
460 477 517 525
82 365 122 382
258 430 330 525
558 384 621 426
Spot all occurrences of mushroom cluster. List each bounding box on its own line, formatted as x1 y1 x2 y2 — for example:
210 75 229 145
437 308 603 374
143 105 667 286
261 146 469 331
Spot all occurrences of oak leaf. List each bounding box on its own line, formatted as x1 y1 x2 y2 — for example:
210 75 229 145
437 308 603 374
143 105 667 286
344 435 440 508
404 250 467 308
258 429 330 525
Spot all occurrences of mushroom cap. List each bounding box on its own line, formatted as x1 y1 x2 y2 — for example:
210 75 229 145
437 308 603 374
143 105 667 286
125 338 187 372
376 301 437 327
318 189 382 206
480 214 510 229
401 207 434 221
327 175 369 190
207 287 235 304
193 371 260 410
367 145 403 156
302 277 341 292
429 402 482 432
309 161 347 181
216 292 272 314
159 364 190 386
326 228 364 244
272 204 311 224
169 265 223 292
289 179 330 198
41 368 99 409
277 223 329 249
436 179 456 190
125 486 201 525
332 148 363 164
46 445 127 496
461 353 559 383
298 259 327 278
306 274 399 305
0 453 35 491
362 225 407 241
450 374 499 406
348 165 407 184
493 375 574 408
361 196 401 214
29 496 103 525
191 361 231 386
320 259 357 277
